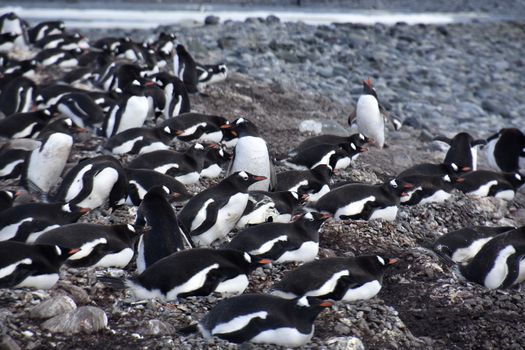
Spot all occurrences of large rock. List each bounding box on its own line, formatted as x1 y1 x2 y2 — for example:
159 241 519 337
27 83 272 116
29 296 76 319
0 335 21 350
41 306 107 334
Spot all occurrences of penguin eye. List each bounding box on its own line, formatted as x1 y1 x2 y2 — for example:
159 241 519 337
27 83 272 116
64 119 73 127
127 224 135 232
62 204 72 212
194 143 204 150
389 180 398 188
377 256 385 265
243 252 251 263
219 150 224 156
291 191 299 200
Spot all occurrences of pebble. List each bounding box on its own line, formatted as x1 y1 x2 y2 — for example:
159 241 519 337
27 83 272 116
326 336 365 350
41 306 108 335
28 296 77 319
204 15 220 25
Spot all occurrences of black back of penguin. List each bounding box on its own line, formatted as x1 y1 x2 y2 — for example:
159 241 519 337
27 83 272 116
135 186 190 273
28 21 65 43
0 109 53 139
435 132 485 171
0 76 35 116
485 128 525 173
174 44 199 93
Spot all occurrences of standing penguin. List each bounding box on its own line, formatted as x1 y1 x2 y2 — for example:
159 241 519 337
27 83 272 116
0 12 28 48
173 44 199 93
183 294 332 347
178 171 266 246
434 132 486 171
271 255 398 301
485 128 525 173
151 72 190 119
135 187 191 273
224 118 275 191
21 132 73 194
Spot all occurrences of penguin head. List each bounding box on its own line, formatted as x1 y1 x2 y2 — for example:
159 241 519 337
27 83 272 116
350 133 373 148
115 224 145 244
229 171 267 189
222 118 260 138
387 179 414 197
295 211 331 230
293 296 333 319
37 244 81 265
504 172 525 189
221 249 271 272
362 78 378 99
361 255 399 276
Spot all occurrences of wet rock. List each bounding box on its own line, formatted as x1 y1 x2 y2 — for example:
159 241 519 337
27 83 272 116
28 296 77 319
41 306 108 335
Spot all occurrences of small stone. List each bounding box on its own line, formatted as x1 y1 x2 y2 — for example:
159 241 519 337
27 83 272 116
266 15 280 24
42 306 107 335
0 335 21 350
57 282 90 305
299 120 323 135
204 15 220 25
29 296 77 319
140 319 175 335
326 336 365 350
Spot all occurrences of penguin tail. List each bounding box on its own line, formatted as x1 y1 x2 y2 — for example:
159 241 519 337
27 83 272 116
177 323 199 335
413 246 456 269
97 276 127 290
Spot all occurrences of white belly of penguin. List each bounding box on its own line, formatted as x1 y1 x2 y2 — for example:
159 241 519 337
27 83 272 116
304 270 350 298
194 193 249 246
200 164 223 179
138 142 170 155
484 245 515 289
485 139 499 171
515 258 525 284
251 327 314 347
25 224 60 244
95 248 134 268
65 164 94 202
214 274 249 296
495 189 515 201
12 122 37 139
451 237 494 263
468 180 498 197
0 218 33 241
307 185 331 203
275 241 318 264
15 273 59 289
419 190 451 205
356 96 383 148
369 206 398 221
0 258 32 279
111 137 143 154
230 137 271 191
334 195 375 220
342 280 382 301
199 130 223 144
175 171 200 185
0 159 24 177
75 168 119 209
116 96 149 134
236 203 278 229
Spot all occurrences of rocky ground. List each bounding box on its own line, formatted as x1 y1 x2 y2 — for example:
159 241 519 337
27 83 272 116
2 12 525 350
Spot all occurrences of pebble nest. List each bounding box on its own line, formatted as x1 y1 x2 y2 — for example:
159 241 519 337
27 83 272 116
2 11 525 350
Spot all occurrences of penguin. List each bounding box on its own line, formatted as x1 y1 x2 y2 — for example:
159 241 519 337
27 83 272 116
34 84 85 109
0 32 19 53
224 118 275 191
271 255 398 301
34 223 141 268
92 36 129 53
101 80 150 137
434 132 486 171
284 142 366 171
33 48 80 68
178 171 266 246
151 72 190 118
0 202 88 242
314 178 413 221
122 248 270 300
456 226 525 289
0 76 36 116
275 164 334 203
397 162 468 179
52 156 128 210
226 212 330 264
38 117 81 137
34 33 88 51
0 109 53 139
236 191 306 229
104 127 172 155
125 168 191 206
0 241 77 289
288 133 371 157
0 190 17 212
196 63 228 88
21 132 73 194
0 12 28 48
106 63 143 91
397 174 459 205
201 145 231 179
456 171 525 201
135 187 191 273
0 139 40 180
127 144 208 185
2 59 37 78
431 226 516 264
173 44 199 93
485 128 525 173
185 294 332 347
60 67 94 85
114 41 145 63
160 113 229 143
54 93 105 129
154 32 176 62
27 20 65 43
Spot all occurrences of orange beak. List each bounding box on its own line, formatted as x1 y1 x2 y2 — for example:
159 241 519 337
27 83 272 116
253 176 267 181
79 207 90 214
68 248 81 255
258 258 272 265
174 130 184 136
388 258 399 265
320 301 333 308
461 166 471 172
456 178 465 183
403 183 413 189
220 124 232 129
144 81 156 87
321 213 332 220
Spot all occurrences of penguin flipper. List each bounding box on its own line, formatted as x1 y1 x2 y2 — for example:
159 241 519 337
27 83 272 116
189 200 224 237
348 108 356 126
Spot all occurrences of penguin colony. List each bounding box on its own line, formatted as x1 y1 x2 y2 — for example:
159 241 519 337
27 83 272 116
0 11 524 348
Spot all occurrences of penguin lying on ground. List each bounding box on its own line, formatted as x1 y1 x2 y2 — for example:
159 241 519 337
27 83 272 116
275 164 334 203
288 133 371 157
485 128 525 173
456 171 525 201
125 168 191 206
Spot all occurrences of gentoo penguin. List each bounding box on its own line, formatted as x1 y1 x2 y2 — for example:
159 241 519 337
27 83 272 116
178 171 266 246
456 171 525 201
0 32 19 53
33 48 80 68
101 80 149 137
60 67 94 85
201 145 231 179
0 241 76 289
54 93 105 129
0 139 41 180
289 133 371 157
121 248 270 300
2 59 37 78
271 255 398 301
236 191 306 229
0 202 88 242
104 126 172 155
276 164 334 202
224 118 275 191
456 226 525 289
34 84 84 109
135 187 191 273
0 12 28 48
154 32 176 62
173 44 199 93
0 109 53 139
431 226 516 264
185 294 331 347
284 142 365 171
434 132 486 171
0 76 35 116
314 179 413 221
52 156 128 210
92 36 129 53
226 212 330 264
125 168 191 206
27 20 65 43
0 190 17 212
34 223 141 268
196 63 228 88
348 79 393 149
21 132 73 194
160 113 229 143
34 33 88 51
397 174 458 205
127 144 208 185
485 128 525 172
397 162 467 179
151 72 190 118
